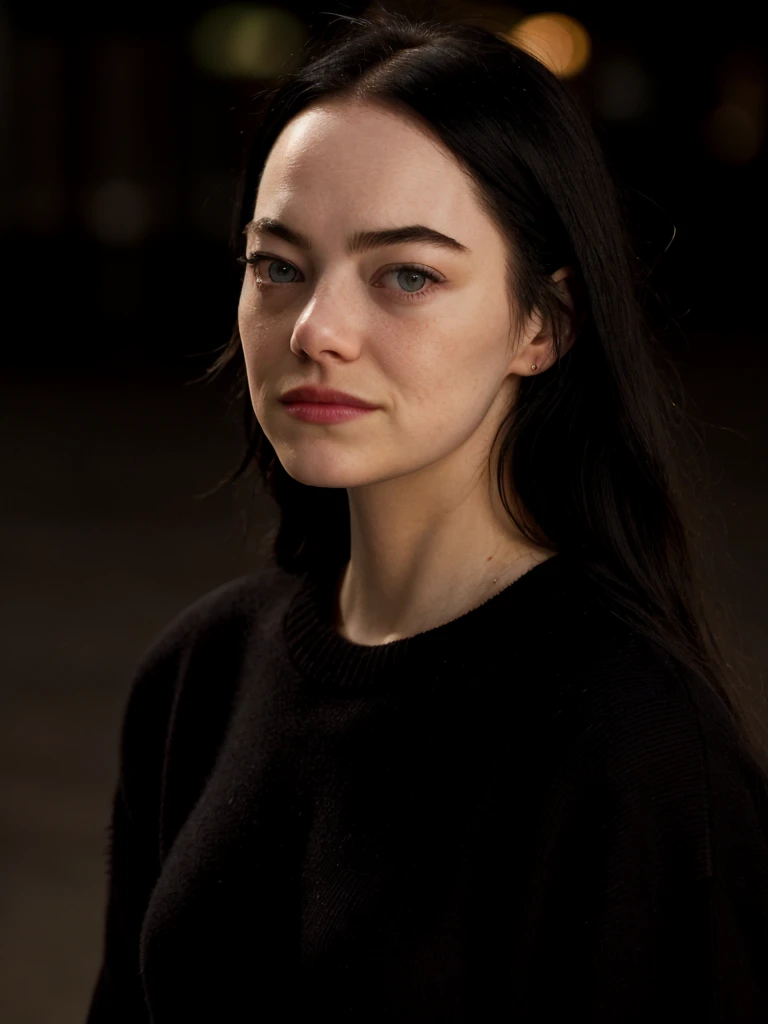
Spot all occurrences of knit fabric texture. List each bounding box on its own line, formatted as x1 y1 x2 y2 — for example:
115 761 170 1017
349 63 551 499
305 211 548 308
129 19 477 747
85 551 768 1022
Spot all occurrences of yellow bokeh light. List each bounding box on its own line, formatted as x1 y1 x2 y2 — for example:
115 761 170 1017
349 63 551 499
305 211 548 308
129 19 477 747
505 12 591 78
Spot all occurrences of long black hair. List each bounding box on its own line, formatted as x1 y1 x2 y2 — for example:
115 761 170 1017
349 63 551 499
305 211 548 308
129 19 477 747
198 7 768 776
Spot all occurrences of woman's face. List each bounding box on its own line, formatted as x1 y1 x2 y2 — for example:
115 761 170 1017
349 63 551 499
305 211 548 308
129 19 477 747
238 98 543 492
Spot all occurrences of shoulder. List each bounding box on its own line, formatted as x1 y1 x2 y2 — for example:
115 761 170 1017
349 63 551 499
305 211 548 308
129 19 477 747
135 565 300 673
534 554 719 731
546 604 767 886
545 590 714 797
546 622 708 776
526 565 715 840
120 566 302 736
528 638 714 881
548 561 751 789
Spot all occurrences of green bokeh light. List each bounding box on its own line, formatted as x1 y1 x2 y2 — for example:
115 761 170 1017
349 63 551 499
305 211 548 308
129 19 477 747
190 5 307 79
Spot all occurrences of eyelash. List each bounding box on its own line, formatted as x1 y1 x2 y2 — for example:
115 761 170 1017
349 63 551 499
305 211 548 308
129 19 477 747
237 250 443 303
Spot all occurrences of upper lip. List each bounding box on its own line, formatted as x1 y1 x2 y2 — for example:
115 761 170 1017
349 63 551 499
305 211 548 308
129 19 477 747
279 385 379 408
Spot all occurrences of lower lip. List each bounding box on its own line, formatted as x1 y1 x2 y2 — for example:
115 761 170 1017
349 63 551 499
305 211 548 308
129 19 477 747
281 402 377 423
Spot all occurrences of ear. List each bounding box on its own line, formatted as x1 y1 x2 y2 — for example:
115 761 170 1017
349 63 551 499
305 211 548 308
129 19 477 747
551 265 582 353
510 265 581 377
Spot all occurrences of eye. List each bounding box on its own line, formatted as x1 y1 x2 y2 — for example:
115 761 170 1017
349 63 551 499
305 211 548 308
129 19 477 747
238 253 300 285
237 252 444 303
375 264 443 302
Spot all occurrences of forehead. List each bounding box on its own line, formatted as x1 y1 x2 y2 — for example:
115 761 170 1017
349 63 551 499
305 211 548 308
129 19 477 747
255 100 477 225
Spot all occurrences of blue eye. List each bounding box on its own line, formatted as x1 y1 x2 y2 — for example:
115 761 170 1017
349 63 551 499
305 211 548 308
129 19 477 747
237 251 443 303
387 266 440 296
247 256 299 284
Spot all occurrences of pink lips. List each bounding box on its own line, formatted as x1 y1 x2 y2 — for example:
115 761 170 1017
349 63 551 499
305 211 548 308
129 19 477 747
281 402 377 424
279 385 378 408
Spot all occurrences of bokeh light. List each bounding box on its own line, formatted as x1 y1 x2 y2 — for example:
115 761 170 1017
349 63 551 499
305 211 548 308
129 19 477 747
190 4 307 79
703 102 764 164
85 179 151 245
702 48 765 164
506 12 591 78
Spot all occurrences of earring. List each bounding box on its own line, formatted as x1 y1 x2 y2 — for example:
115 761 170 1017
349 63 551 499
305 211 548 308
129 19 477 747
530 363 538 371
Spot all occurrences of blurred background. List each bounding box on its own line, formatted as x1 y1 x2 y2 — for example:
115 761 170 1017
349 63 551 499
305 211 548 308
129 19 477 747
1 1 766 1020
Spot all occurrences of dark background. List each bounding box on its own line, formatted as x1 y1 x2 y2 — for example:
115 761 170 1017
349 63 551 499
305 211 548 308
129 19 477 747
1 2 766 1020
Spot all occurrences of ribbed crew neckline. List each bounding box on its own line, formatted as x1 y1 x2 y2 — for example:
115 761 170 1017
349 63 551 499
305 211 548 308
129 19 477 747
283 550 575 691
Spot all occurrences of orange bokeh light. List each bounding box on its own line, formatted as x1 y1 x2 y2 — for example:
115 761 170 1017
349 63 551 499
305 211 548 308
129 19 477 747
506 12 591 78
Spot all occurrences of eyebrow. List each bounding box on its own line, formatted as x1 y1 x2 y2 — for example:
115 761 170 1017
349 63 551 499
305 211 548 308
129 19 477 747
242 216 471 256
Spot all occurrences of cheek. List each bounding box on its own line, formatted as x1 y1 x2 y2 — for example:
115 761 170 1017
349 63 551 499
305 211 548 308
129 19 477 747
377 319 454 392
238 284 257 339
237 310 272 392
383 319 499 407
238 294 276 363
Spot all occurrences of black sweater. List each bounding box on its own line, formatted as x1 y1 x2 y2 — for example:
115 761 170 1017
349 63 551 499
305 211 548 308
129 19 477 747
85 551 768 1022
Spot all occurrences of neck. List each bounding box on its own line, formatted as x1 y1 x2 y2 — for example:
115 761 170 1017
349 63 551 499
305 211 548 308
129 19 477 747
329 435 553 645
333 540 553 646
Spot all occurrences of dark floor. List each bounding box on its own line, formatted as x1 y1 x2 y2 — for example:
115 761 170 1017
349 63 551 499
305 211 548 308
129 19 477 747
1 332 766 1022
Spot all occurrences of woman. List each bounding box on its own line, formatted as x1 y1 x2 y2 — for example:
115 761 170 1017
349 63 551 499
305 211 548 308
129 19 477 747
86 10 768 1022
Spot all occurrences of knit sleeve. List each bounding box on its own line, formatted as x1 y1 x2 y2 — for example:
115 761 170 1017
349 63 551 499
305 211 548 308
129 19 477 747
510 674 768 1023
84 635 185 1024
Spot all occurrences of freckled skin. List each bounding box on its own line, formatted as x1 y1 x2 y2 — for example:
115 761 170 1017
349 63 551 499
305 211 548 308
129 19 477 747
239 97 576 644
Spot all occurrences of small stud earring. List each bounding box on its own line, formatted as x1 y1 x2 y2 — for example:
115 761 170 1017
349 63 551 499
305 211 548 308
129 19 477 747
530 363 538 372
